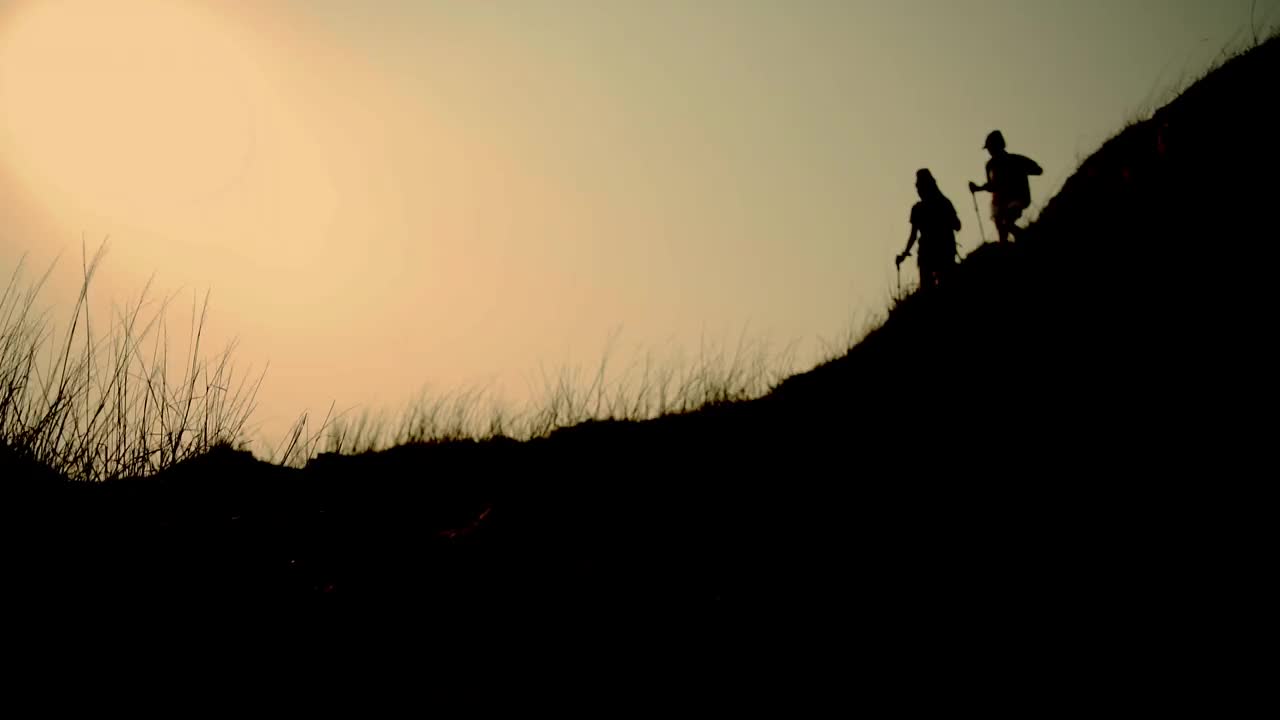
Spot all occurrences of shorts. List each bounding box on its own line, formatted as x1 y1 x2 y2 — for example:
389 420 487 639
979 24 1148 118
992 200 1026 226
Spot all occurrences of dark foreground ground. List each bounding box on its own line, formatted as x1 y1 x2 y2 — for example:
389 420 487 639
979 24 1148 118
3 39 1274 677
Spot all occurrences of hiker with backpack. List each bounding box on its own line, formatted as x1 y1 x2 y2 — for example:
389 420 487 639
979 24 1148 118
969 130 1043 243
897 168 961 292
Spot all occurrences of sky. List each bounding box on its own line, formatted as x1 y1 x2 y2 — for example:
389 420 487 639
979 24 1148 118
1 0 1276 451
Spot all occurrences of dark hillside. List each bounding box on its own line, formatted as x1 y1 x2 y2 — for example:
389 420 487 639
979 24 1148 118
6 38 1274 659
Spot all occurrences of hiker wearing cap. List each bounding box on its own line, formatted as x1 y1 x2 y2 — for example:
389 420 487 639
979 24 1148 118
969 130 1042 243
897 169 961 291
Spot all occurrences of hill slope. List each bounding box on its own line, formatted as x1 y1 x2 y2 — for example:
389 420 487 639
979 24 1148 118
5 38 1275 646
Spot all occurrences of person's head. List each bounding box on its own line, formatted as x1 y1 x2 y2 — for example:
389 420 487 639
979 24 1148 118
984 130 1006 156
915 168 938 199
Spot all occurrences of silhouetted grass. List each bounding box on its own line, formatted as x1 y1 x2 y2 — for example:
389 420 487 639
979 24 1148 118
2 241 820 473
287 327 807 461
0 242 263 481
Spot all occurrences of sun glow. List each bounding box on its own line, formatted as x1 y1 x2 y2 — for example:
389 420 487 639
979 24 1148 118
0 0 261 222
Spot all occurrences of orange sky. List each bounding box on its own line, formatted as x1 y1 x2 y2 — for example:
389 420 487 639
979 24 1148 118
1 0 1275 452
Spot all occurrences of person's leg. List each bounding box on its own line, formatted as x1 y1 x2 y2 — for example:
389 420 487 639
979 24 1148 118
936 262 951 288
992 205 1010 243
999 204 1025 242
918 261 933 290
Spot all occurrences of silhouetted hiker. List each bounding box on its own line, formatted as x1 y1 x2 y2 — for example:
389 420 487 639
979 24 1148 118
897 169 961 291
969 130 1042 243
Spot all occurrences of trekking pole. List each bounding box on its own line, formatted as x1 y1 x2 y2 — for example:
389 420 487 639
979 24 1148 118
970 190 988 245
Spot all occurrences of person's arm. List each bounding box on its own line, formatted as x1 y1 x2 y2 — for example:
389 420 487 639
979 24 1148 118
1022 155 1043 176
943 198 962 232
898 226 917 265
970 166 992 193
973 160 999 193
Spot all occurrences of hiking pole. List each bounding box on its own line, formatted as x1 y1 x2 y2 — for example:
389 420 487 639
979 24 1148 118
970 190 988 245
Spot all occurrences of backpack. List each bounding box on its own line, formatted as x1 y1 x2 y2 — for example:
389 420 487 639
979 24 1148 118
912 197 960 264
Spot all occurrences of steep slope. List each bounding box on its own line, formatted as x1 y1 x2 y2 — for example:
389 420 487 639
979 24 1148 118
6 38 1276 640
